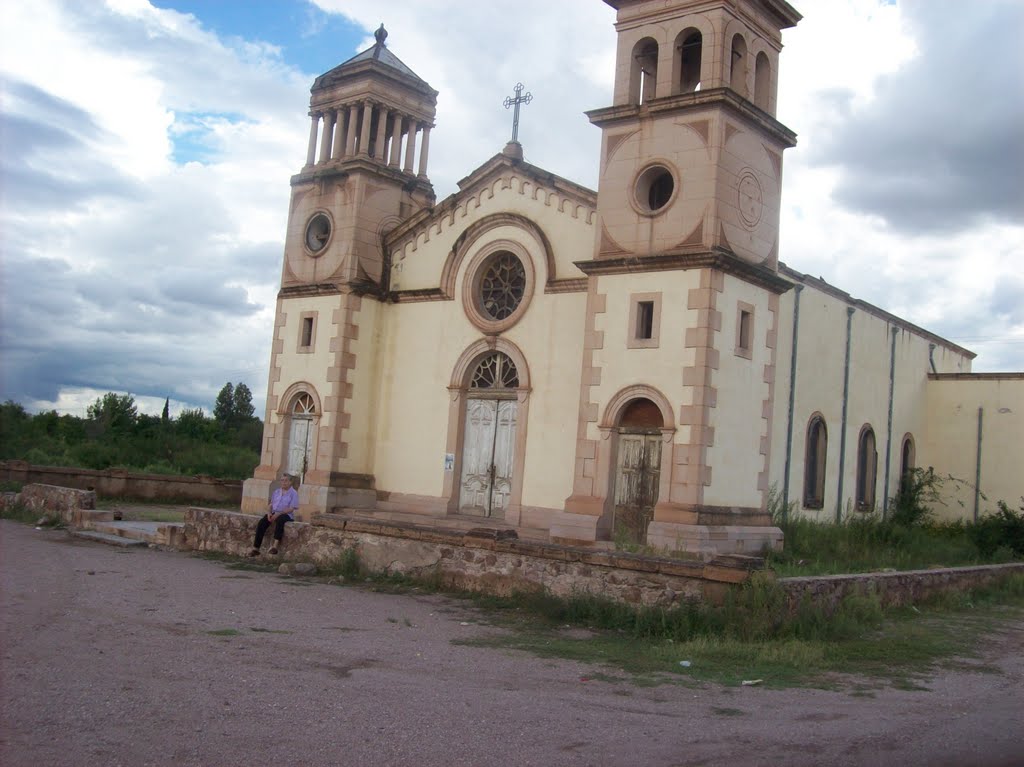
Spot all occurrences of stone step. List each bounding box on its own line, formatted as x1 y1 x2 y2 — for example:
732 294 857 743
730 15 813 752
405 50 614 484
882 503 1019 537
70 530 148 548
89 521 185 546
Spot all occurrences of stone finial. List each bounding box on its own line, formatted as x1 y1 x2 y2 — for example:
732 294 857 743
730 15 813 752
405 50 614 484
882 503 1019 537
503 141 524 161
374 24 387 46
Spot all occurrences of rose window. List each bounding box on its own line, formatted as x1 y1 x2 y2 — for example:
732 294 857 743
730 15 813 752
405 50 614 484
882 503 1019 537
478 252 526 321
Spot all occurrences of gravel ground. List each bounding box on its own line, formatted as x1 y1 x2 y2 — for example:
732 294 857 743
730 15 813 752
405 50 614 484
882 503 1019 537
1 520 1022 767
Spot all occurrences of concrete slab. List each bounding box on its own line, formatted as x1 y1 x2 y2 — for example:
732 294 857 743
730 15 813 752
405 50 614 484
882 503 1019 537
70 530 148 548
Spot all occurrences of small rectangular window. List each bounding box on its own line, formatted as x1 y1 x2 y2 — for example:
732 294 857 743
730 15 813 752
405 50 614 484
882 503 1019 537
636 301 654 340
627 293 661 349
739 310 751 349
734 302 754 359
297 312 317 353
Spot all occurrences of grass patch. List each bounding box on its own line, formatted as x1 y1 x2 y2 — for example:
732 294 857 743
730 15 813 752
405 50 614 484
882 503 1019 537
249 627 291 634
454 574 1024 690
206 628 242 636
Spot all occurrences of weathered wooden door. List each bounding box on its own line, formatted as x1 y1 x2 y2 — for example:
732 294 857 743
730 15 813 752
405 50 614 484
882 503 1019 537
459 398 517 517
287 417 314 478
613 432 661 543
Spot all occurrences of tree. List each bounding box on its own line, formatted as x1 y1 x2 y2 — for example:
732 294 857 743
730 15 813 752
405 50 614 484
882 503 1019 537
161 397 170 424
232 383 255 422
214 383 234 425
87 392 138 433
176 407 209 439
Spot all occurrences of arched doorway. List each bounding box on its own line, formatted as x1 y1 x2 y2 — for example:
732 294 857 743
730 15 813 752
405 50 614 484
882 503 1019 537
458 352 520 518
285 392 316 479
612 398 664 543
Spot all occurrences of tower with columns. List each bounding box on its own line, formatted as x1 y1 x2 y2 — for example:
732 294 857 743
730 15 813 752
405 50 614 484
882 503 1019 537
242 26 438 517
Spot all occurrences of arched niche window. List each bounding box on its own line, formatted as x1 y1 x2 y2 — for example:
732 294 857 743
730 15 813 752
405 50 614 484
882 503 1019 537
803 415 827 509
676 29 702 94
754 51 770 110
469 352 519 392
292 392 315 416
856 425 878 510
631 38 659 105
730 34 748 95
899 434 916 495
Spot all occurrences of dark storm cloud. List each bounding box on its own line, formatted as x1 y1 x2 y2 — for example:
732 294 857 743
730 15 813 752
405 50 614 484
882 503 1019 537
0 80 141 211
811 0 1024 235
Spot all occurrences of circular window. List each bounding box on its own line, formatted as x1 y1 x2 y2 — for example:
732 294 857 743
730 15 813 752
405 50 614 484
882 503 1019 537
478 252 526 321
633 164 676 215
304 212 332 255
461 241 535 334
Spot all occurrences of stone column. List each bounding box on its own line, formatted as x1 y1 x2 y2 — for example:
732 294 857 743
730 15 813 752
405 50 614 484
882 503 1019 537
358 102 373 156
345 104 358 157
417 125 431 178
374 106 389 162
403 123 417 173
319 110 336 164
305 114 319 167
332 109 345 160
389 113 403 167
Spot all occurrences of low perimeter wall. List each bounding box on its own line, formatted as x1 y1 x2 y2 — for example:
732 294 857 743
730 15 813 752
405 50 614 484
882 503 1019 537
0 461 242 505
185 508 762 607
781 564 1024 612
185 508 1024 612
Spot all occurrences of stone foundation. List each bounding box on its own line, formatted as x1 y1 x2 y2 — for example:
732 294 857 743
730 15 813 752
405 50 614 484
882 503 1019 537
184 508 763 607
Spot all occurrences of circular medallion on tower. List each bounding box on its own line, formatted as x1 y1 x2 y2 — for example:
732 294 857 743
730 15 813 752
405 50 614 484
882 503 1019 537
632 163 677 216
737 169 763 229
461 240 536 334
304 212 332 255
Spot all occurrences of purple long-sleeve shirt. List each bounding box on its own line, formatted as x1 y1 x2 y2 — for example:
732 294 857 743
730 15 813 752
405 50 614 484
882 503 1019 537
270 487 299 519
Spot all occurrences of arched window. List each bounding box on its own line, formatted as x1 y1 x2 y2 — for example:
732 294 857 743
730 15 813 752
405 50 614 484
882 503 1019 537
730 34 748 95
469 352 519 391
292 392 315 415
856 426 877 510
631 38 659 104
676 29 702 94
803 415 827 508
754 52 770 110
899 434 916 495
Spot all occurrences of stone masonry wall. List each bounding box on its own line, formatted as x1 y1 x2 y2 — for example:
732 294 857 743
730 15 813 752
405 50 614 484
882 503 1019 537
0 461 242 505
185 508 761 607
781 563 1024 613
186 508 1024 611
10 484 97 526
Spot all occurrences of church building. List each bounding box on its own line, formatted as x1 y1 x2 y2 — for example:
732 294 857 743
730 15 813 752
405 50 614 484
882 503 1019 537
242 0 1022 556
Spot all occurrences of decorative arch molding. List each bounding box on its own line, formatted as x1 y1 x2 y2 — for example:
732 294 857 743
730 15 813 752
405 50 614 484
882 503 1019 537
276 381 323 416
600 384 676 432
440 213 554 300
449 336 532 393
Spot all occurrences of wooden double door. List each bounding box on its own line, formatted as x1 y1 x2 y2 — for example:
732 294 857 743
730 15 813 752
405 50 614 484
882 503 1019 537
613 431 662 543
458 398 517 518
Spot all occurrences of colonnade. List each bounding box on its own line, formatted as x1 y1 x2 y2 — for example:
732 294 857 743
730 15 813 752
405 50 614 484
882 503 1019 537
304 101 431 177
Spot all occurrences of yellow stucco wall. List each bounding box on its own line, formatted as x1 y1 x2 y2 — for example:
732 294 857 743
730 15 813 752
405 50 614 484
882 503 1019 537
924 377 1024 520
704 275 773 507
769 278 978 521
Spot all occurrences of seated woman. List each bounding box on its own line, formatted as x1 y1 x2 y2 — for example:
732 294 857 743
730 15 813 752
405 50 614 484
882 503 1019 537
249 473 298 556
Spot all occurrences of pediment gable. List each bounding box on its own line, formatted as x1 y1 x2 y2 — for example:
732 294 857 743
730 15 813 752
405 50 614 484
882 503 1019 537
384 153 596 259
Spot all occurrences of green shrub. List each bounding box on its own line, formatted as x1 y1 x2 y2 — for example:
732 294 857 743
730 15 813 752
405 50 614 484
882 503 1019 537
968 499 1024 558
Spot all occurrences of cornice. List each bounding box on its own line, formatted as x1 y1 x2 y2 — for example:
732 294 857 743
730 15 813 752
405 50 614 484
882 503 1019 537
575 250 793 293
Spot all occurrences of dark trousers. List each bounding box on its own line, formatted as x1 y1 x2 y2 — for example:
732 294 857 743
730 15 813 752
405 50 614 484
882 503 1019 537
253 514 291 549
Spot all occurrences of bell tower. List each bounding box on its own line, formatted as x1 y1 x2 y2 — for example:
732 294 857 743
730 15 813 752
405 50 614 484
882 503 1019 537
243 26 438 518
588 0 800 266
556 0 801 554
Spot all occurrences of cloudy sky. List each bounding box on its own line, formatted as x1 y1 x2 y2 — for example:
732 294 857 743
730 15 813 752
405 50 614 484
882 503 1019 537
1 0 1021 418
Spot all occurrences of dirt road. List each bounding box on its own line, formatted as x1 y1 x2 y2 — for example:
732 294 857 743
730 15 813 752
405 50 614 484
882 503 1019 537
1 521 1021 767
